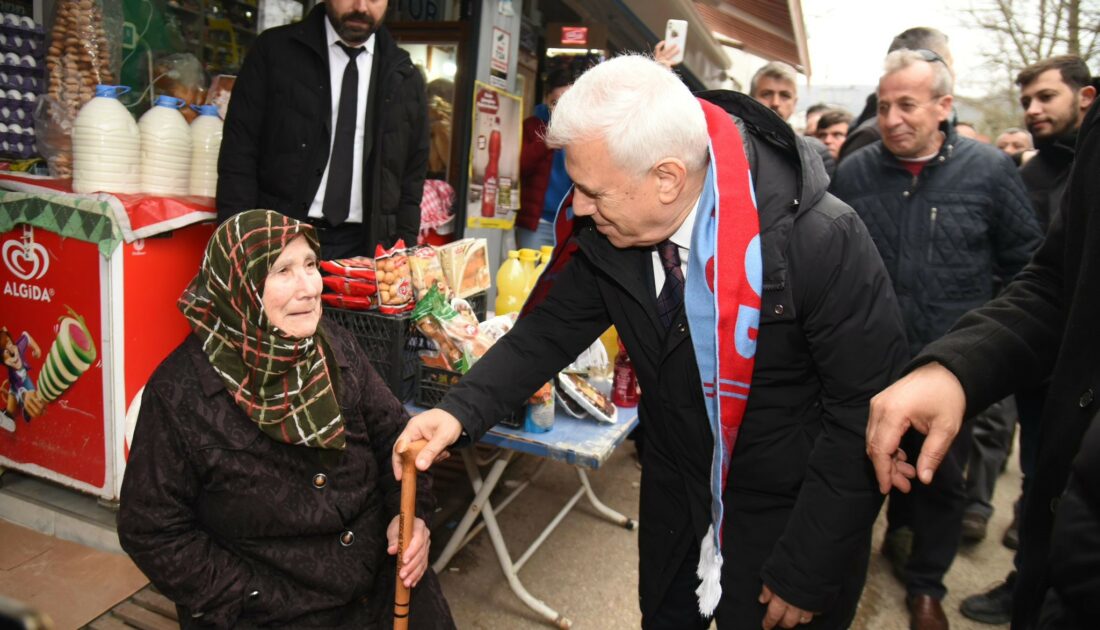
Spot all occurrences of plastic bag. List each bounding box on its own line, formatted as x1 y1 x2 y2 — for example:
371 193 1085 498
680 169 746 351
37 0 123 177
152 53 205 123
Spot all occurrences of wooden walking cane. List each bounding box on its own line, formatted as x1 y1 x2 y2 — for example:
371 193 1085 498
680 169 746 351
395 439 427 630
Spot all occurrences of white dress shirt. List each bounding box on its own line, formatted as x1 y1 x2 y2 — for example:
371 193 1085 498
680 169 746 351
651 197 699 295
308 20 376 223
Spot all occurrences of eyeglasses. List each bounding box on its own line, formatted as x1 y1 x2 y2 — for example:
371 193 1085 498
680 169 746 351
913 48 947 67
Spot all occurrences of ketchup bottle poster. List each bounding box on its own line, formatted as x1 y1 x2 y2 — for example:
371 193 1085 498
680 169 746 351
467 81 522 230
0 225 108 492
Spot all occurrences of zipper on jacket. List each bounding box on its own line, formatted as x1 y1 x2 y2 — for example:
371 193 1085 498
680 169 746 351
927 207 938 262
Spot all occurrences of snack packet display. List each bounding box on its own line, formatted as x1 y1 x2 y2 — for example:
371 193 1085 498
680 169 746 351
408 245 450 300
524 382 555 433
437 238 491 298
322 276 377 299
375 240 414 315
319 256 376 280
321 293 374 311
557 372 617 424
411 285 494 373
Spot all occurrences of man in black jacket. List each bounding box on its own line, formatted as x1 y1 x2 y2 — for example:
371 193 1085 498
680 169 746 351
831 49 1042 630
958 54 1096 626
392 55 909 629
216 0 428 258
867 98 1100 630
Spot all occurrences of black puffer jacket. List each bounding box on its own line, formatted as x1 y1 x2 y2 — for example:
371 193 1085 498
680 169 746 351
831 127 1042 356
438 90 908 627
217 5 428 249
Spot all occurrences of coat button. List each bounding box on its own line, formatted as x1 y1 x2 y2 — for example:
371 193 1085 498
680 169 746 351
773 304 784 315
677 323 687 334
1079 388 1094 408
248 590 260 599
312 473 327 489
340 530 355 546
902 191 910 197
300 142 307 149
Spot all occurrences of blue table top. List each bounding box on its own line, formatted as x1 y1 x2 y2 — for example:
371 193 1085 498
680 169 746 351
406 404 639 470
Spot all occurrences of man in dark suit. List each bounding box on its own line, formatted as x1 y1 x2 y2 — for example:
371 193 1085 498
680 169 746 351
392 55 908 629
217 0 428 258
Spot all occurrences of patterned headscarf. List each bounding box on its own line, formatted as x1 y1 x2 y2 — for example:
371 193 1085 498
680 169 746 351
178 210 345 450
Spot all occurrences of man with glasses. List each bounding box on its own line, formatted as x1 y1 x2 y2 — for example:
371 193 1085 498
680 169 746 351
831 49 1042 630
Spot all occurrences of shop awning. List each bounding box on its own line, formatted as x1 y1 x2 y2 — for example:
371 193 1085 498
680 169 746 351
694 0 811 77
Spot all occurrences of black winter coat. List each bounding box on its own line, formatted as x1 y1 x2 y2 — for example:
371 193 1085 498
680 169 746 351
831 127 1042 357
1020 134 1075 230
117 321 448 628
915 100 1100 629
437 91 909 628
216 6 428 249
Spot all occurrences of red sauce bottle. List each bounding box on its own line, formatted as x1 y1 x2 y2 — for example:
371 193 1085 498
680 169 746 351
612 340 640 407
481 127 501 217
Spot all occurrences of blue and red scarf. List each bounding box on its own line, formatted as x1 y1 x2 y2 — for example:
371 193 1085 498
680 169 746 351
526 99 761 615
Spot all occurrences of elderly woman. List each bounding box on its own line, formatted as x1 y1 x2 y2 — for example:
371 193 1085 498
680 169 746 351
118 210 454 629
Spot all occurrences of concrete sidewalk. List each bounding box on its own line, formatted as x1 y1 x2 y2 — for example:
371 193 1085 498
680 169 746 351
0 439 1020 629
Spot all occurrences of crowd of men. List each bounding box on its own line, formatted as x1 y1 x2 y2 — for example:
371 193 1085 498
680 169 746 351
209 2 1099 627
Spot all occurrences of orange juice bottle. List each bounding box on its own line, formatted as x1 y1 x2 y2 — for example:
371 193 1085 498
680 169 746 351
495 250 526 315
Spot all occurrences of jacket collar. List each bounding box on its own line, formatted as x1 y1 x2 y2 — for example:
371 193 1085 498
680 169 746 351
878 121 958 172
190 319 352 398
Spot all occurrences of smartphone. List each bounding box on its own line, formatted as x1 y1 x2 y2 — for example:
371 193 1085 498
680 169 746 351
664 19 688 65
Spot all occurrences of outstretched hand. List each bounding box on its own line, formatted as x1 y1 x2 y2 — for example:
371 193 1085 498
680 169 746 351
867 362 967 493
392 408 463 481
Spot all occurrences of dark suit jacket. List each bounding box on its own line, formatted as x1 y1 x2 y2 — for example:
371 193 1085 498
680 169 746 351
437 92 908 627
216 6 428 249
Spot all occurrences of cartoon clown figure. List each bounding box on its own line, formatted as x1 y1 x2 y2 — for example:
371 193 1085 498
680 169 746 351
1 326 45 431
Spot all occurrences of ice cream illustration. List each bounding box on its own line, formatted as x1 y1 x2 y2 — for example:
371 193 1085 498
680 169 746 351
37 307 96 403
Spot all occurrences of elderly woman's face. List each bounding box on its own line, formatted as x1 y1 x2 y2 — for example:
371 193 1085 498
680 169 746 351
262 236 323 338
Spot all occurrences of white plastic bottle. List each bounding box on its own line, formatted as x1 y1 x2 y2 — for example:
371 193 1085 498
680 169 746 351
189 104 223 197
71 85 140 193
138 95 192 195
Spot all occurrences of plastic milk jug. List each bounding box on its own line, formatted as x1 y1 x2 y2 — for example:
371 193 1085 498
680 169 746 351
189 104 223 197
495 250 526 315
71 85 140 193
139 95 192 195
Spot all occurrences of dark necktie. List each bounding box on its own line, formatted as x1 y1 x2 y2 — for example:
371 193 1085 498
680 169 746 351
322 43 364 226
656 239 685 329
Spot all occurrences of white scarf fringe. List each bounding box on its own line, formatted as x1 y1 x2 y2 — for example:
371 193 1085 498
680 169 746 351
695 523 723 616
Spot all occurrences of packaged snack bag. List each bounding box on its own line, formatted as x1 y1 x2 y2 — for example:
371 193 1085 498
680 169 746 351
408 245 451 300
321 293 374 311
437 238 491 298
321 275 377 297
320 256 377 281
375 240 414 315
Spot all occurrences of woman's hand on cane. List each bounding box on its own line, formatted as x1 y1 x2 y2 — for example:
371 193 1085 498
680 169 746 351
388 515 430 588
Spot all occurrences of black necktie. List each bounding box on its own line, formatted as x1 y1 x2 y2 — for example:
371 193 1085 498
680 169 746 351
656 240 685 329
322 43 364 226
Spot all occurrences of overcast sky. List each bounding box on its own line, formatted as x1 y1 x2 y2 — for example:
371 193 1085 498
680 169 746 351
801 0 989 96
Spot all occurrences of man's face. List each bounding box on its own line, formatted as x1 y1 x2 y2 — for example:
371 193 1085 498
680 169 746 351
877 63 953 158
995 131 1031 155
815 122 849 159
753 77 797 121
1020 68 1093 140
326 0 388 45
565 137 685 249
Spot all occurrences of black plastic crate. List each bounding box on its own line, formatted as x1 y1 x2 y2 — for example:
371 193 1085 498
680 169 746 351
325 307 419 401
415 364 523 428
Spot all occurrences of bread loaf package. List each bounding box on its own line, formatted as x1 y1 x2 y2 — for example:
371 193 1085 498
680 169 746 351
437 238 490 298
408 245 451 300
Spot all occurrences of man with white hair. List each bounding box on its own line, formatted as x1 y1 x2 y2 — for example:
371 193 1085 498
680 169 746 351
831 49 1042 630
393 55 908 629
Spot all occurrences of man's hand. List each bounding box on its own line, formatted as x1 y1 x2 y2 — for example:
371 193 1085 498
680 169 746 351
867 361 966 493
653 40 681 69
759 585 815 629
392 409 463 481
387 515 429 588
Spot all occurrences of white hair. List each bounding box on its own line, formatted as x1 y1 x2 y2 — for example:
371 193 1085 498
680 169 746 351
883 49 954 97
544 55 709 177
